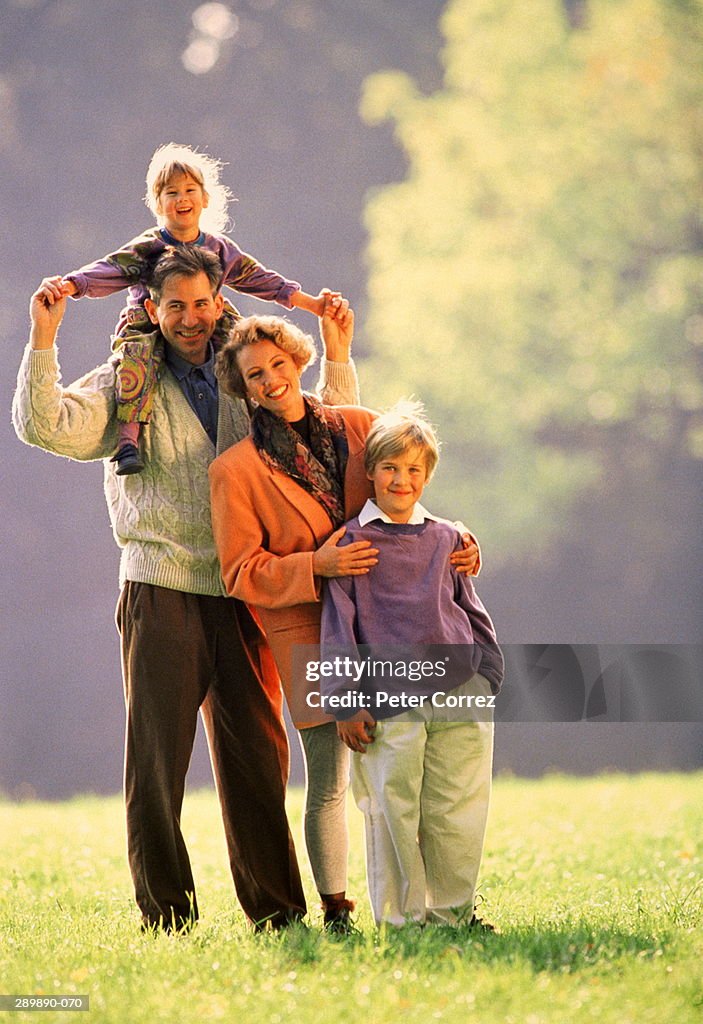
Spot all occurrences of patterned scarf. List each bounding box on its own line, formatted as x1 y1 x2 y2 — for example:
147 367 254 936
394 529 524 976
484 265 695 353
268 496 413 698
251 394 349 528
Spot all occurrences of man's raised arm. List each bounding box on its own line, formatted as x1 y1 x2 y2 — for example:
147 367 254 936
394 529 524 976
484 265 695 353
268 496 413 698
13 284 118 461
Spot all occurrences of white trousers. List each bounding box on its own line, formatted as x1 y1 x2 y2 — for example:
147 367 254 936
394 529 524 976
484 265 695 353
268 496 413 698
352 674 494 926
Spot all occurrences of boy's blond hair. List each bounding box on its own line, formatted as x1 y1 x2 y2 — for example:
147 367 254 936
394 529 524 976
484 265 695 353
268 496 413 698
364 399 440 481
144 143 233 234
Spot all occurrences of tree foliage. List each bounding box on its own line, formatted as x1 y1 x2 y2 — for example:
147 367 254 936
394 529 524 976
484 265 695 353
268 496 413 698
360 0 703 561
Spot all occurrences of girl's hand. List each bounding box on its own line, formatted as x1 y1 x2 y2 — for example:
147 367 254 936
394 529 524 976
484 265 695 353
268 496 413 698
337 711 376 753
319 289 349 321
291 288 348 320
312 526 378 578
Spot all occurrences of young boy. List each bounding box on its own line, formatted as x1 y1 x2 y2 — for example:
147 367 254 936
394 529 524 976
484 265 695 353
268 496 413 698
319 402 504 928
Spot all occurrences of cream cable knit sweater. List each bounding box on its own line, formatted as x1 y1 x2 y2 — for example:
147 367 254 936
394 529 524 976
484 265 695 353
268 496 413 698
13 344 359 596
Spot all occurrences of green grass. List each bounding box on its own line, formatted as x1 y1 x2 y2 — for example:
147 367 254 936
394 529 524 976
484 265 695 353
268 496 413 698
1 773 702 1023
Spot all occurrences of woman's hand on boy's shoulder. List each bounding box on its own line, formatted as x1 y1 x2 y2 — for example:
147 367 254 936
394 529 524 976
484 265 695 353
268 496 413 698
450 532 481 577
313 526 378 578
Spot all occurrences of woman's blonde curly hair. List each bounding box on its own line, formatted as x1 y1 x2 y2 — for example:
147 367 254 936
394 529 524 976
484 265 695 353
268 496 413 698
216 316 317 399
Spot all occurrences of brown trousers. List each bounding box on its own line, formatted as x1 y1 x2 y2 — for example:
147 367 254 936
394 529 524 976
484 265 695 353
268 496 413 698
115 581 306 930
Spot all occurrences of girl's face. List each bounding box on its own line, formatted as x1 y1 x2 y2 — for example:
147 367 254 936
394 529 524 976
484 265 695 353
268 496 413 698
156 172 208 241
237 339 305 422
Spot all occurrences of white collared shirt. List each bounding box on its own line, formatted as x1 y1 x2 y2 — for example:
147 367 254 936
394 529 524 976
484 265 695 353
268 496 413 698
358 498 446 527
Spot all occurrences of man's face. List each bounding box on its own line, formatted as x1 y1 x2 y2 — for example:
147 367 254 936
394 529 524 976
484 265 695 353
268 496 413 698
145 272 224 365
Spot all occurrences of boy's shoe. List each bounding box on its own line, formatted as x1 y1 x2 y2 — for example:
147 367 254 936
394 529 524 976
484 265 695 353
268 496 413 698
111 443 144 475
467 912 498 934
322 897 356 935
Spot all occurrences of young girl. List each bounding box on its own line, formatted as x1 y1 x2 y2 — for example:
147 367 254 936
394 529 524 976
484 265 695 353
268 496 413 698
36 143 340 474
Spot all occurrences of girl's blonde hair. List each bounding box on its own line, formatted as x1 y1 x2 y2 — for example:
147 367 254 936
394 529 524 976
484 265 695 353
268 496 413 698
144 143 233 234
364 399 441 481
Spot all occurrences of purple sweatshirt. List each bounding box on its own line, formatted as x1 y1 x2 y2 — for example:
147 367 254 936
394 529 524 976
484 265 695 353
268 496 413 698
320 514 504 713
65 226 301 335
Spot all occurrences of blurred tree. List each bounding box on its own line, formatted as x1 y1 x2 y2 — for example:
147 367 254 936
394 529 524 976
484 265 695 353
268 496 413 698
359 0 703 563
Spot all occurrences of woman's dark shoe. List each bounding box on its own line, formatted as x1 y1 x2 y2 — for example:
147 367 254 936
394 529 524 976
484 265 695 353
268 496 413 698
322 897 356 934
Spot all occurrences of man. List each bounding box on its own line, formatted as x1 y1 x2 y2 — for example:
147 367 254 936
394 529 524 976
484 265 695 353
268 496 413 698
13 246 359 932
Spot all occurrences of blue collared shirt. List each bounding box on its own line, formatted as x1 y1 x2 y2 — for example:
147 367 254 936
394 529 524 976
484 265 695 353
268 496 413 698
164 342 219 446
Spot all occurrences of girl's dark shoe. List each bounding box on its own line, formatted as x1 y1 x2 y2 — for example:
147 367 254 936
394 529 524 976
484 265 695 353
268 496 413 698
111 443 145 475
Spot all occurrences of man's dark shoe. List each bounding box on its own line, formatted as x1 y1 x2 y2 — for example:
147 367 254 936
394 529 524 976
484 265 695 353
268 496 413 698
254 909 307 933
141 914 196 936
111 443 145 475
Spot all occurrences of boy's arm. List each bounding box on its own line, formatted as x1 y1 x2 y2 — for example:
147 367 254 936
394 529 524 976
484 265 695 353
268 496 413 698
320 576 376 753
13 288 119 460
452 543 505 692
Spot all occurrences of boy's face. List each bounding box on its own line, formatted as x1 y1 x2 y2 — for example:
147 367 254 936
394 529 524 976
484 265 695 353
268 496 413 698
367 445 429 523
156 172 208 241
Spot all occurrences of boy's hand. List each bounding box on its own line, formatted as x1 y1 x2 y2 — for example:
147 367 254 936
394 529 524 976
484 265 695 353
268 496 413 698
337 711 376 753
450 533 481 576
312 526 378 578
36 276 76 305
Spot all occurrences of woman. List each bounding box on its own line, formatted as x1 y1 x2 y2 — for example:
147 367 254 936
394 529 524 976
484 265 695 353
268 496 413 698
209 299 479 930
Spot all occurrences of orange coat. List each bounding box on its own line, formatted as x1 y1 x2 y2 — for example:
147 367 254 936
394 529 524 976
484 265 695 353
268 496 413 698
209 405 376 726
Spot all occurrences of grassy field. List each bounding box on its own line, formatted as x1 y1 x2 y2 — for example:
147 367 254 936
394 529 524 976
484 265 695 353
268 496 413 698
1 773 701 1024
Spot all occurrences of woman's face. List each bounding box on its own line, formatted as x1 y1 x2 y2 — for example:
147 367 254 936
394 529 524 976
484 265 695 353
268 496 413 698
237 338 305 421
